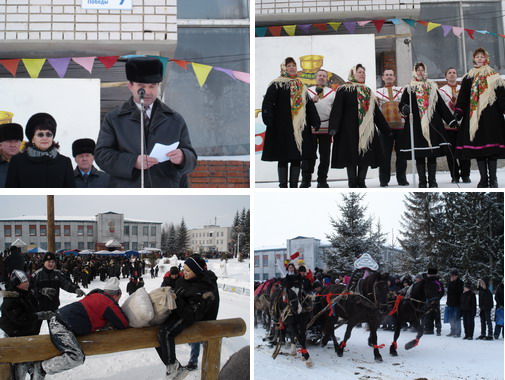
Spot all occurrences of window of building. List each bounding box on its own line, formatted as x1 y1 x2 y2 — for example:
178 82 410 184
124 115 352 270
151 226 156 236
40 225 47 236
77 225 84 236
29 225 36 236
132 242 138 250
4 243 9 250
64 225 70 236
254 256 259 267
179 0 248 19
55 242 61 250
124 242 130 250
124 226 129 235
210 232 213 237
87 242 94 250
143 226 148 236
132 226 138 235
4 225 11 237
41 242 48 250
143 241 149 248
15 225 22 236
263 273 270 281
87 225 93 236
78 242 84 250
254 273 260 281
262 255 268 267
64 242 71 250
55 225 60 236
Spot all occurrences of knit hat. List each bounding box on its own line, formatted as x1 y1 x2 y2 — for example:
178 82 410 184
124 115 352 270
43 252 56 262
10 270 28 287
25 113 57 142
72 138 95 157
0 123 23 142
104 277 121 295
170 266 179 275
415 273 423 281
323 277 330 286
184 255 205 276
125 57 163 83
427 267 438 275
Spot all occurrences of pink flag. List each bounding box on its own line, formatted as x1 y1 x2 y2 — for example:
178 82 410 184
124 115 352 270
72 57 96 74
233 71 249 84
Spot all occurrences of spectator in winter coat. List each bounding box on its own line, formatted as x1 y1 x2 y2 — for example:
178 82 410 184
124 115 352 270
461 281 477 339
157 254 219 380
446 269 464 337
4 246 25 281
494 281 504 339
424 268 444 335
31 277 128 379
477 278 494 340
161 266 181 289
126 277 138 295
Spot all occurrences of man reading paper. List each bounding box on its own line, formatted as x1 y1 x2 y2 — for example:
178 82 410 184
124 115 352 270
95 57 197 188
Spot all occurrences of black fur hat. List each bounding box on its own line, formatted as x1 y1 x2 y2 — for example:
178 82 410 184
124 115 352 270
72 138 95 157
427 267 438 275
43 252 56 262
0 123 23 142
25 113 56 142
125 57 163 83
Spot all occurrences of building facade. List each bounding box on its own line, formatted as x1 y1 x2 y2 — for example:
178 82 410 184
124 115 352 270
189 224 232 254
0 212 162 252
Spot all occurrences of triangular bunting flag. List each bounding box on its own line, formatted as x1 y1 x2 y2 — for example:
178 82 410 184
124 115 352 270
417 20 429 26
357 20 371 27
388 18 402 25
268 26 282 36
313 23 326 32
442 25 452 37
427 22 441 32
22 59 46 78
298 24 312 33
256 26 267 37
97 56 119 69
72 57 95 73
343 21 356 34
172 60 189 70
233 71 250 84
373 20 385 33
402 19 417 28
283 25 297 36
465 29 475 40
487 32 498 37
0 59 21 77
452 26 464 38
47 58 71 78
192 63 213 87
328 22 341 32
499 34 505 38
214 67 235 80
476 30 488 34
154 56 169 76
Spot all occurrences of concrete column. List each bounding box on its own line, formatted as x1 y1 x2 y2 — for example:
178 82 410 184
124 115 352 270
395 22 413 87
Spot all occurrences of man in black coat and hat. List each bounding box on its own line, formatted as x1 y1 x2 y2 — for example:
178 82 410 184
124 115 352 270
72 138 109 187
424 267 444 335
446 269 464 337
95 57 197 188
0 122 24 187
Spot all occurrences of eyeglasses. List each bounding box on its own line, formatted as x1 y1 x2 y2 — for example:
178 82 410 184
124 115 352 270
35 132 53 138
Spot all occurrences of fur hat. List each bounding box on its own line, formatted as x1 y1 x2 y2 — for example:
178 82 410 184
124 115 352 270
0 123 23 142
10 270 28 287
43 252 56 262
170 266 179 275
125 57 163 83
427 267 438 275
184 255 206 276
298 265 307 273
25 113 56 142
72 138 95 157
104 277 121 295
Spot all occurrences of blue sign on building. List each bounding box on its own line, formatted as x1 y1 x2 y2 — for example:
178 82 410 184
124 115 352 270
81 0 132 10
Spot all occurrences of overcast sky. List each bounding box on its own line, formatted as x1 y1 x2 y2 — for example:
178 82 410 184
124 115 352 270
254 191 409 249
0 195 249 229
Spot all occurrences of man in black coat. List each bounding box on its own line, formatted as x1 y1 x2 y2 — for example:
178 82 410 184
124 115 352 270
4 245 25 281
0 122 23 187
71 138 109 188
446 269 464 337
161 266 181 289
424 268 444 335
477 278 494 340
95 57 197 188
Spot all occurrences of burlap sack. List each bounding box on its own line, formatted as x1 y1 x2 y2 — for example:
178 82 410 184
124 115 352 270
149 286 177 326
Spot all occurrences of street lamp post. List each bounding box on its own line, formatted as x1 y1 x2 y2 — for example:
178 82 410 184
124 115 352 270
236 232 244 260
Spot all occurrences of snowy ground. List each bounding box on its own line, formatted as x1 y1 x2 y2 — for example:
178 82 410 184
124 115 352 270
1 258 250 380
255 297 504 380
255 167 505 188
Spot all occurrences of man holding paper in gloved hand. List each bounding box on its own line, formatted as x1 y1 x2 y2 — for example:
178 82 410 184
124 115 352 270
95 56 197 188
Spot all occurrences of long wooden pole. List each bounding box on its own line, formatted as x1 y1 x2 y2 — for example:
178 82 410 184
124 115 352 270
47 195 55 253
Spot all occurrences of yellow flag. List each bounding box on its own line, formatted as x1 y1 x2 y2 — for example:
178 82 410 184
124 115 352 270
192 63 213 87
22 59 46 78
427 22 441 33
328 22 342 32
283 25 296 36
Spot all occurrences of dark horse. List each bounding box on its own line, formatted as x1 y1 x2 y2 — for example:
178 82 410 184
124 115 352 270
388 278 441 356
335 271 390 362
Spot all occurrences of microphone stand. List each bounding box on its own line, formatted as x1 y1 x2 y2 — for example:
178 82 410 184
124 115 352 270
407 85 417 187
139 89 145 188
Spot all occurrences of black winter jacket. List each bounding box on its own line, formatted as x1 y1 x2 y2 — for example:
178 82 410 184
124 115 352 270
33 267 80 311
447 278 464 307
0 285 40 337
460 290 477 316
495 283 504 308
478 286 494 311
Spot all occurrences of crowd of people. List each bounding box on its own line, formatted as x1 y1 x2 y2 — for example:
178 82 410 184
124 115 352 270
261 47 505 188
0 246 221 380
0 56 196 188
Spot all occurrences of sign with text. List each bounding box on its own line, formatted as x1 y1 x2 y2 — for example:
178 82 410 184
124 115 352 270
82 0 132 10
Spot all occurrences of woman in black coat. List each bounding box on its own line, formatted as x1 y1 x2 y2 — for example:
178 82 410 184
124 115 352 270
157 254 219 379
399 63 457 188
454 47 505 188
261 57 320 188
477 278 494 339
5 112 75 188
329 64 391 188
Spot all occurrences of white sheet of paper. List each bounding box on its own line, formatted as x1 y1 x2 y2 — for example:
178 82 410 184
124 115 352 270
149 142 179 163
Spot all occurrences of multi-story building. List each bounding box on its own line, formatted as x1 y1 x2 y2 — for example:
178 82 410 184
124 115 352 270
189 224 232 254
254 236 404 281
0 212 162 252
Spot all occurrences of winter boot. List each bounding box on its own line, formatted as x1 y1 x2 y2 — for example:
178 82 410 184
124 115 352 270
427 161 438 188
477 160 489 188
346 166 358 188
184 361 198 371
32 361 46 380
14 363 30 380
416 163 427 188
289 164 301 188
277 166 288 188
305 358 314 368
357 165 368 188
166 361 189 380
300 173 312 188
488 159 498 188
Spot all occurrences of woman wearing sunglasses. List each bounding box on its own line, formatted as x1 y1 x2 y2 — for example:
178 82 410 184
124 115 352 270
5 113 75 187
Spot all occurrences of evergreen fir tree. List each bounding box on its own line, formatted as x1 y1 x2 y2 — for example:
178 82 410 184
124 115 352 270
167 223 177 257
160 223 169 254
229 211 241 257
176 218 190 258
240 208 250 258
